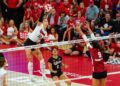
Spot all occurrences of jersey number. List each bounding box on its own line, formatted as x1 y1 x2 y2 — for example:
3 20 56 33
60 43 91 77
57 65 59 69
98 52 102 59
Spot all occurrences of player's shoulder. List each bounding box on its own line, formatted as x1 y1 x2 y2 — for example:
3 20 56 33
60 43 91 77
58 56 62 60
0 68 7 76
48 57 53 62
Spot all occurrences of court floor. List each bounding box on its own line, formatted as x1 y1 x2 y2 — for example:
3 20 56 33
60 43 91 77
7 71 89 86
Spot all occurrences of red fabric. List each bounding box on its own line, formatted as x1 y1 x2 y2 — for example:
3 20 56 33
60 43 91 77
25 1 32 9
52 2 62 14
1 24 7 35
111 43 120 54
89 48 106 72
18 31 28 40
6 0 19 8
111 0 119 5
73 44 84 51
69 0 73 4
77 7 86 16
67 18 74 28
100 0 112 10
48 14 59 27
24 9 32 21
32 8 42 22
60 2 71 14
82 0 91 7
38 0 48 5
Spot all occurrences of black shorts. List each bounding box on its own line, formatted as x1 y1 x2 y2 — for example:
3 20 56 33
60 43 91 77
70 47 82 55
24 38 37 51
51 71 63 78
92 71 107 79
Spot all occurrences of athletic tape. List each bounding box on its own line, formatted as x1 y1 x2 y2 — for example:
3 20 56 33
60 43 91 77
0 34 120 53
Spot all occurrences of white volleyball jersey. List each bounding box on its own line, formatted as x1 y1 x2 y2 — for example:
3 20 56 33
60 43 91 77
0 68 7 86
28 24 47 42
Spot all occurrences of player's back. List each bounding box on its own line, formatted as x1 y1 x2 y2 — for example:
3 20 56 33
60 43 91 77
89 48 106 72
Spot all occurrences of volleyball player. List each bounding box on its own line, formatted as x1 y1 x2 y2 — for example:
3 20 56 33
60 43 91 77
78 23 108 86
0 53 7 86
48 46 71 86
24 16 49 81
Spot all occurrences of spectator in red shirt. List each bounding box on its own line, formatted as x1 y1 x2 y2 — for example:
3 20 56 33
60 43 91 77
82 0 91 7
0 17 7 35
23 7 32 23
63 13 74 41
64 43 85 56
100 0 112 12
31 2 42 27
77 2 86 17
19 21 32 43
0 20 9 44
53 0 62 14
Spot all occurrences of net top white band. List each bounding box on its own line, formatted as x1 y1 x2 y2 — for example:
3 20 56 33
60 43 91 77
0 34 120 53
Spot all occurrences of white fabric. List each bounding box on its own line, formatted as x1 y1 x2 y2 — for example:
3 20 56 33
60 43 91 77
40 59 46 75
90 33 97 40
29 24 47 42
48 34 55 40
28 62 33 75
0 68 7 86
7 27 14 36
50 15 54 25
0 29 3 36
82 35 92 48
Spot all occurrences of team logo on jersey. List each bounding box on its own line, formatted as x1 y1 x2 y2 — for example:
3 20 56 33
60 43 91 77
40 30 45 36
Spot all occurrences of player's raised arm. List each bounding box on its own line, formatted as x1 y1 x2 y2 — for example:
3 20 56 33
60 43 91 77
77 23 92 48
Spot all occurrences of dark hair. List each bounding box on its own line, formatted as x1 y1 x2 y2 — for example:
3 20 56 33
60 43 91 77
51 46 59 51
39 9 45 22
0 53 5 68
92 41 104 52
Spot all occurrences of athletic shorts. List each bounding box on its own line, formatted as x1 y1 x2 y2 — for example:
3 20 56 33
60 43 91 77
70 47 82 55
24 38 37 51
92 71 107 79
51 71 63 78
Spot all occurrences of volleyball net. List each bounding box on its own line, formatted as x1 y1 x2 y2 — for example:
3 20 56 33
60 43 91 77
1 34 120 86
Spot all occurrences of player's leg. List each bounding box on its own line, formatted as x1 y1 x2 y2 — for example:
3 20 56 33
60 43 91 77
70 51 80 56
64 48 72 55
100 78 106 86
25 49 33 79
52 76 61 86
92 78 100 86
33 48 46 79
60 74 71 86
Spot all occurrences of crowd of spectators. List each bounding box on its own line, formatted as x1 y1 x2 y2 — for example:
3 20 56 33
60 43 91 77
0 0 120 58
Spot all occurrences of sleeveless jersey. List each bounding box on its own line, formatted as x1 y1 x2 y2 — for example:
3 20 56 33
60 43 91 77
28 24 47 42
0 68 7 86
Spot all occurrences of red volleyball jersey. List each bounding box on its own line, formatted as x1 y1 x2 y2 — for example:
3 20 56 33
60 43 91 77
89 48 106 72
